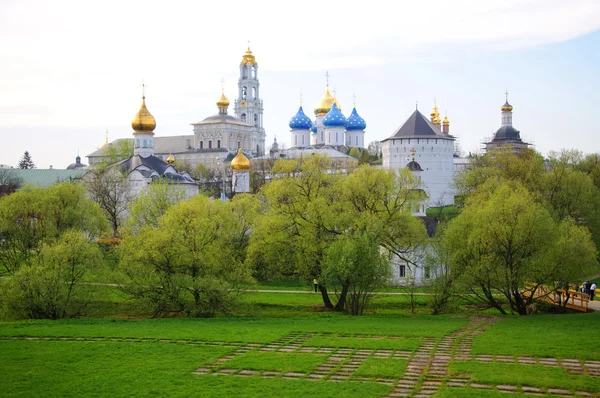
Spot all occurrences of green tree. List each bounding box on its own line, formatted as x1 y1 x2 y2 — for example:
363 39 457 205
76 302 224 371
444 181 598 315
119 195 254 317
0 168 22 197
348 147 361 159
18 151 35 169
359 148 370 164
1 230 103 319
126 180 187 234
321 232 391 315
102 140 134 164
0 183 108 275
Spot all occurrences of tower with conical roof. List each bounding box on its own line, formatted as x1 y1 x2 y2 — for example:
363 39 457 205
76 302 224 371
234 44 265 155
485 92 529 154
231 147 250 194
131 94 156 158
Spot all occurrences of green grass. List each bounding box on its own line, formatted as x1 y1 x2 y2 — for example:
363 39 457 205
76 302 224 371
450 361 600 393
0 339 390 398
0 315 468 342
303 335 422 351
432 387 563 397
354 357 408 378
221 351 327 373
472 312 600 359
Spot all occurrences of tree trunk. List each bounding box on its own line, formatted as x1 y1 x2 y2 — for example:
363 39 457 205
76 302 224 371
334 283 349 312
320 285 334 309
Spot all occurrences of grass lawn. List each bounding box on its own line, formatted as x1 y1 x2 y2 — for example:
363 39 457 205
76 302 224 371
354 358 408 378
450 361 600 393
0 315 468 342
0 340 390 398
303 335 422 351
220 351 327 373
432 387 564 397
471 312 600 359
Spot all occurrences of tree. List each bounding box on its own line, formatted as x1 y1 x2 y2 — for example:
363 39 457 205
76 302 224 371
0 168 22 197
126 180 187 234
367 141 381 159
102 140 134 164
321 232 391 315
348 147 361 159
1 231 102 319
359 148 370 164
18 151 35 169
0 183 108 276
119 195 254 317
83 165 132 236
444 181 598 315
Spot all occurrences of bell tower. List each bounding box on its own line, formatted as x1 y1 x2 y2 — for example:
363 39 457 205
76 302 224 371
234 42 265 155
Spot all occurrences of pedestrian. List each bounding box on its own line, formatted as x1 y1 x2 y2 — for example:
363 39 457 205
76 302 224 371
313 278 318 293
590 282 597 301
582 281 590 294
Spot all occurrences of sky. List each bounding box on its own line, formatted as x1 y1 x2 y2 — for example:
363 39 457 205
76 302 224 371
1 0 600 168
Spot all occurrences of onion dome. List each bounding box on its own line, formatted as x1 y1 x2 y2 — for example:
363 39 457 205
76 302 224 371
501 100 513 112
217 91 230 108
231 148 250 171
311 120 317 134
346 107 367 130
314 86 340 116
322 103 346 127
166 153 175 164
289 106 312 130
443 114 450 126
67 155 87 170
131 96 156 133
241 46 257 65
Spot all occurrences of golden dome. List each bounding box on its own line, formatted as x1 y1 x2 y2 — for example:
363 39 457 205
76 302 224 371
166 152 175 164
430 105 440 119
314 86 341 116
443 115 449 125
241 46 257 65
501 101 513 112
131 96 156 134
217 91 230 108
231 148 250 171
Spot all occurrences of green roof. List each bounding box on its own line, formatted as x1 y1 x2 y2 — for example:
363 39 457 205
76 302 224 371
9 169 88 188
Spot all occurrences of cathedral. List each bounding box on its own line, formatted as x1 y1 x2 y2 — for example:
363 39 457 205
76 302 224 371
87 46 266 167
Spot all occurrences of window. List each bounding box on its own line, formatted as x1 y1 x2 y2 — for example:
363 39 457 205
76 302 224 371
200 141 203 149
241 113 246 123
356 136 358 146
143 139 147 148
242 66 248 79
254 114 258 127
335 132 338 142
328 132 331 142
135 139 140 148
399 265 406 277
295 135 297 145
186 139 191 148
252 87 256 98
217 139 221 148
208 140 212 149
302 135 304 145
237 141 241 148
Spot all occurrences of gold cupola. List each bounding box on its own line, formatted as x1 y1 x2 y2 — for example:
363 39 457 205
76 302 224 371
241 45 257 65
314 86 340 116
166 152 175 164
231 148 250 171
131 96 156 134
217 91 230 109
501 101 513 112
443 114 450 125
430 103 440 124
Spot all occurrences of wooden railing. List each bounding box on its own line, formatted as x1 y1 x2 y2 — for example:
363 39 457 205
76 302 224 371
524 283 590 312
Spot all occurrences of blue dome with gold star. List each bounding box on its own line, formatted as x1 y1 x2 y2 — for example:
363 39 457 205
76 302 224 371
311 120 317 134
289 106 312 130
322 103 346 127
346 107 366 131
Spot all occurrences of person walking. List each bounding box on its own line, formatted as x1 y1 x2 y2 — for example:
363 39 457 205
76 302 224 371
313 279 319 293
590 282 597 301
582 281 590 294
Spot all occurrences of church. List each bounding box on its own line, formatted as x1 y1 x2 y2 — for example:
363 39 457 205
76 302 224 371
87 46 266 167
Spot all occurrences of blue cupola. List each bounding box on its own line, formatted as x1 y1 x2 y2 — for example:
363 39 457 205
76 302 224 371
322 103 346 127
289 106 312 130
346 107 367 130
311 120 317 134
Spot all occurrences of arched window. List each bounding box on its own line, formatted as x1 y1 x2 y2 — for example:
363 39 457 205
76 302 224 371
242 66 248 79
295 135 297 145
241 113 246 123
143 139 147 148
242 86 247 99
251 87 256 98
135 139 140 148
251 66 256 78
254 114 258 127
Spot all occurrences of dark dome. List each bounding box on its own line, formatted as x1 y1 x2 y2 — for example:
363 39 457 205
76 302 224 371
493 126 522 142
66 156 86 170
406 160 423 171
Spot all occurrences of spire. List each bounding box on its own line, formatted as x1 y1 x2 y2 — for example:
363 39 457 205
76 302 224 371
241 42 257 65
166 152 175 164
131 94 156 134
217 79 230 114
501 92 514 126
442 112 450 134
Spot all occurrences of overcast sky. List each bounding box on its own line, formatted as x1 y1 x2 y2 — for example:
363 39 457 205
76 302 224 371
1 0 600 168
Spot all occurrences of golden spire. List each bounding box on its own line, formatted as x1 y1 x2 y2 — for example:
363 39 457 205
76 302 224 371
166 152 175 164
131 95 156 134
99 130 109 148
443 113 450 125
430 99 440 123
241 41 257 65
501 91 513 112
231 148 250 171
217 79 230 109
